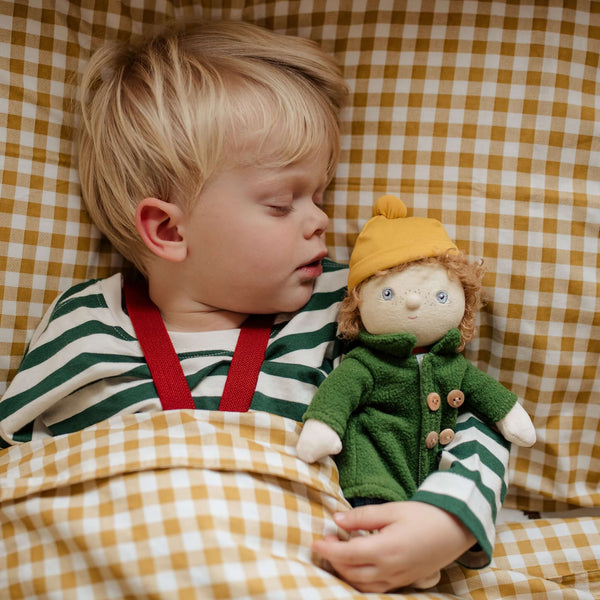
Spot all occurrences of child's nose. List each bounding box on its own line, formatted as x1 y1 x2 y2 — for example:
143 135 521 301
405 293 421 310
305 205 329 238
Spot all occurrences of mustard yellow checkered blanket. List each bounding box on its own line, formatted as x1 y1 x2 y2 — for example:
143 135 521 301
1 411 597 599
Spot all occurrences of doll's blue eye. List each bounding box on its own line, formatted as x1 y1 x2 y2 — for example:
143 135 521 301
436 290 449 304
381 287 395 301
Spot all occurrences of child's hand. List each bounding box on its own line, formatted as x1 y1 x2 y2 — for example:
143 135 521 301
296 419 342 463
313 501 476 593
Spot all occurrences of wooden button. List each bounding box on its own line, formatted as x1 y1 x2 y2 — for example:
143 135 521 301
427 392 441 411
425 431 438 449
440 428 455 445
447 389 465 408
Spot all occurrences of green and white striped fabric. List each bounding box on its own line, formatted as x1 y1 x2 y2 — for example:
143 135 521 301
0 258 508 563
413 414 510 565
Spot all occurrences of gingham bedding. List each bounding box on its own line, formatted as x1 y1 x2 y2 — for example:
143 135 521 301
1 1 599 598
1 410 598 600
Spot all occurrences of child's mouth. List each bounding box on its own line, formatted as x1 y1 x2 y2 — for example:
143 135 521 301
298 258 324 278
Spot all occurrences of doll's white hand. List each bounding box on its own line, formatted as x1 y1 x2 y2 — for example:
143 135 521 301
296 419 343 463
496 403 536 447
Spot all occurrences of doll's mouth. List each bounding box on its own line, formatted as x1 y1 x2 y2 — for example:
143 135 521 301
408 315 418 320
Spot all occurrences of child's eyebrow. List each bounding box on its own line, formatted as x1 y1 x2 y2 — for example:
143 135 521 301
253 170 329 194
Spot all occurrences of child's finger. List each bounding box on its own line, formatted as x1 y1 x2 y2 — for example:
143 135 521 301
337 569 391 594
333 505 394 532
313 531 379 566
318 544 412 593
322 549 391 594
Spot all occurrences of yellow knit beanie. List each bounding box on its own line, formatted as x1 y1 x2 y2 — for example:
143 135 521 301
347 195 459 291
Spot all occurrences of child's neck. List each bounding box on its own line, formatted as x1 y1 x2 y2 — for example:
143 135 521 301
159 307 250 332
146 280 250 332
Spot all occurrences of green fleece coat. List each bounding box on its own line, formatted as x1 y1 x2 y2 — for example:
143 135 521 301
302 328 517 502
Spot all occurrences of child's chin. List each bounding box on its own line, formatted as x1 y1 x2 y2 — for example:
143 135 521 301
274 287 315 314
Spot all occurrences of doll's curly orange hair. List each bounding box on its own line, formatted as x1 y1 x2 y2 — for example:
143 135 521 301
337 252 485 352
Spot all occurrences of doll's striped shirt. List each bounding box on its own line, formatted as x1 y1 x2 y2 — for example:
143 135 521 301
0 258 508 566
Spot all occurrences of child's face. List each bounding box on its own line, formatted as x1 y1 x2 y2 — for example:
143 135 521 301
178 148 331 316
358 263 465 347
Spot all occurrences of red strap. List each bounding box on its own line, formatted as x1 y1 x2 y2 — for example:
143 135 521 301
218 314 273 412
124 279 195 411
123 278 273 413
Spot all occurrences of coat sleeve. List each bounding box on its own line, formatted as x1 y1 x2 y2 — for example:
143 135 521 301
461 359 518 424
302 355 373 439
411 411 511 568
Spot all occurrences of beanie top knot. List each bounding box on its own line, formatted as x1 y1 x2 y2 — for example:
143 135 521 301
373 195 408 219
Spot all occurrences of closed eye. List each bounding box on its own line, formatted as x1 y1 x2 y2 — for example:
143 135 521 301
268 203 295 215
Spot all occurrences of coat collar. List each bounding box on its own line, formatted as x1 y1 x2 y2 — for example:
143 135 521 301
357 328 462 358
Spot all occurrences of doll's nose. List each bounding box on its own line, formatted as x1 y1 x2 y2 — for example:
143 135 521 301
405 293 421 310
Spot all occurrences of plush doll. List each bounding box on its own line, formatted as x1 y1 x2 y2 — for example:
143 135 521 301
297 195 536 508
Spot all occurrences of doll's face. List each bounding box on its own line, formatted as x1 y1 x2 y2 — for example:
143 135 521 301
358 263 465 347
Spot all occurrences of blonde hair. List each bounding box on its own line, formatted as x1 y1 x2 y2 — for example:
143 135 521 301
337 253 485 351
77 20 348 272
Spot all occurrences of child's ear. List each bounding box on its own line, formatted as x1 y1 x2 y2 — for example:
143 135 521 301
135 197 187 262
